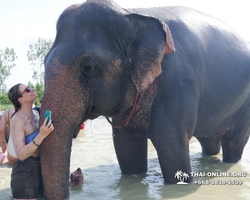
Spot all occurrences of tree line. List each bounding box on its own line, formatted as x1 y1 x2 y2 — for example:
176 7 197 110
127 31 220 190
0 37 53 108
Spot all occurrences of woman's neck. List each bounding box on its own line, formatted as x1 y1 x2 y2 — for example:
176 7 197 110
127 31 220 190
19 103 34 116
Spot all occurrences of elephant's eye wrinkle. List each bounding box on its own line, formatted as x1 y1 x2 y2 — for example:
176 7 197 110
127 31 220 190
79 61 98 77
83 65 93 73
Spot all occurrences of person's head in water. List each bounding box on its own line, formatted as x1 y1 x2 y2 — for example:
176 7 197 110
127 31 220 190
8 83 37 117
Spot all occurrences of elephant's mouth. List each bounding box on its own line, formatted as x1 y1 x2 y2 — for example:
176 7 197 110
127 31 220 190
73 127 80 138
90 106 121 119
72 119 88 138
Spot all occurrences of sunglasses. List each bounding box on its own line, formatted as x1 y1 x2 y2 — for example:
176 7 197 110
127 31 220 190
21 86 31 96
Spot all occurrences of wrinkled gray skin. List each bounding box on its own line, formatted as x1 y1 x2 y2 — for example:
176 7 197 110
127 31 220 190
40 0 250 199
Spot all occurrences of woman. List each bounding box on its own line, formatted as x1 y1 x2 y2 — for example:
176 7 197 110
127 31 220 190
0 107 17 164
8 83 54 200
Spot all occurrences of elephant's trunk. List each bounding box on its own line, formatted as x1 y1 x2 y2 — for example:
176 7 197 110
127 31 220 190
40 119 72 200
40 67 86 200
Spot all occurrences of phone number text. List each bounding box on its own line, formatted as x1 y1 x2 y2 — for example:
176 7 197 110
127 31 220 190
194 179 243 185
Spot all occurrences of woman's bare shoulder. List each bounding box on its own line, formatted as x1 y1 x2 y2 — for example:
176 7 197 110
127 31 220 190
10 113 25 127
9 107 15 114
4 107 15 119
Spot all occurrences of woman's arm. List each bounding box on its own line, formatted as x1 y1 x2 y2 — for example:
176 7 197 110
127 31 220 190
0 112 8 153
11 116 54 161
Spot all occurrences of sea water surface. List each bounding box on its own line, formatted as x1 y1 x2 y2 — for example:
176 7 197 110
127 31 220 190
0 117 250 200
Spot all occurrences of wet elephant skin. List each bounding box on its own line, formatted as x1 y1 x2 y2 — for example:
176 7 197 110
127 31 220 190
40 0 250 199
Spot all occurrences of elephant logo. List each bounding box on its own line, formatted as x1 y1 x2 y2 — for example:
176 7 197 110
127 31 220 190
174 170 190 184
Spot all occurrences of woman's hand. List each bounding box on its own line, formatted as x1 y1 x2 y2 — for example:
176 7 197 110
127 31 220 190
39 117 54 138
1 142 7 154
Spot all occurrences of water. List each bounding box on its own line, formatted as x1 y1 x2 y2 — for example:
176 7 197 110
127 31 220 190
1 117 250 200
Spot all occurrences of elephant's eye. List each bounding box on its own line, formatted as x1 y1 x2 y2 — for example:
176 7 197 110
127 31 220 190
80 62 97 77
83 65 93 74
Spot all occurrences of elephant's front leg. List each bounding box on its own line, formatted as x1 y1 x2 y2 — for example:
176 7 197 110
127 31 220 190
112 125 148 174
150 129 192 183
149 90 199 184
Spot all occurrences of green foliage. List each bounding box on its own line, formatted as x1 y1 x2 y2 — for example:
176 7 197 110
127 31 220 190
0 92 12 111
28 81 44 105
0 104 12 111
0 47 18 86
27 37 53 84
0 92 10 105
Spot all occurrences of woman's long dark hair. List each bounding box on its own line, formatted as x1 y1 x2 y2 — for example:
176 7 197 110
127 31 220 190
8 83 22 118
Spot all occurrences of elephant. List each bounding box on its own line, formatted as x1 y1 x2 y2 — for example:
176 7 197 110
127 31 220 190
40 0 250 199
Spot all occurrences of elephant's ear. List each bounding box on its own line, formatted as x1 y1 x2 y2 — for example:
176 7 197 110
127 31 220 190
126 14 175 92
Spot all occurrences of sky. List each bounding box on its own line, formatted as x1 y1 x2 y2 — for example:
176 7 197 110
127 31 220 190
0 0 250 90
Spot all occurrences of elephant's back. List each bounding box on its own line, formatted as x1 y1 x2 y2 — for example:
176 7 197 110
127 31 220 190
127 6 208 20
127 6 239 40
127 7 224 26
128 6 250 78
